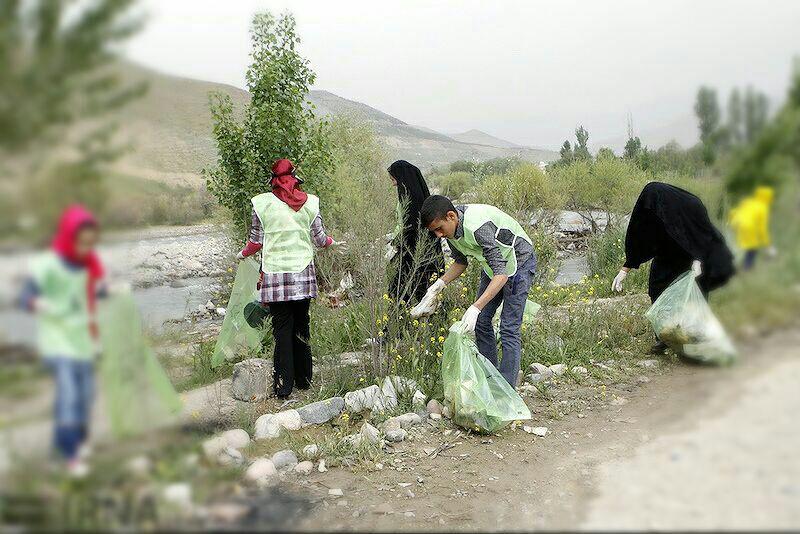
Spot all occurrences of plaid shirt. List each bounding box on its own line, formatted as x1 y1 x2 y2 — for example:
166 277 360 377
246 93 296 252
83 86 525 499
247 207 330 303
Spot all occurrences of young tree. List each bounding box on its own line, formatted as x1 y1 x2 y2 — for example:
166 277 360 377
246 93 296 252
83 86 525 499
727 88 744 145
205 12 334 234
559 140 574 164
623 135 643 160
694 86 722 163
743 87 770 143
573 125 591 160
0 0 145 236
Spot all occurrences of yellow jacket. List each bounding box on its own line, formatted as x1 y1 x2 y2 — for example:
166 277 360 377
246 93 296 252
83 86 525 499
728 186 774 250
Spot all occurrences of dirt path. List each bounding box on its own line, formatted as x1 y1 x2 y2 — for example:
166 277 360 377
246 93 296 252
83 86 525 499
293 327 800 531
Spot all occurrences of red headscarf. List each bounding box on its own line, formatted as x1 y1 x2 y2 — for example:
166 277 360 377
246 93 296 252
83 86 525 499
51 205 105 313
271 159 308 212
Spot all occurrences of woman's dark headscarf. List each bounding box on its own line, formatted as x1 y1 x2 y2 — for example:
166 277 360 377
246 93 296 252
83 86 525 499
625 182 734 299
387 160 443 303
388 160 431 246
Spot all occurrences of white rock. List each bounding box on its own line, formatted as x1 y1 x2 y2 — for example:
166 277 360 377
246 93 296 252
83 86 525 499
523 426 549 437
344 385 383 413
271 449 298 470
328 488 344 497
426 399 443 415
318 459 328 472
202 436 227 460
412 390 428 410
529 363 553 377
162 483 192 509
221 429 250 450
429 413 442 421
342 433 363 447
549 364 567 376
294 461 314 475
126 455 152 477
638 359 659 368
205 300 215 310
360 423 381 445
571 366 588 375
442 405 452 419
254 410 302 440
216 307 227 316
302 444 319 458
218 447 244 467
254 414 280 440
525 373 546 384
245 458 277 482
274 409 303 431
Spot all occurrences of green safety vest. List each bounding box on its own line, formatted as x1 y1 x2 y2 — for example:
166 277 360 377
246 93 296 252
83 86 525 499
31 252 94 359
448 204 532 277
252 192 320 274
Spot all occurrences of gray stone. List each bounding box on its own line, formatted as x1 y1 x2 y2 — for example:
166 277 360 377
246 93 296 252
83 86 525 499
571 366 588 375
202 436 227 460
360 423 381 445
271 449 298 470
528 362 553 377
297 397 345 425
294 461 314 475
429 413 442 421
638 359 659 369
523 426 548 437
426 399 443 415
328 488 344 497
385 429 408 442
442 405 452 419
231 359 272 402
549 363 567 376
245 458 277 482
342 433 363 447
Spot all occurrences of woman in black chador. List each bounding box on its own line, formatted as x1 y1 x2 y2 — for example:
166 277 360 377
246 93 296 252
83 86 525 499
612 182 735 353
386 160 444 304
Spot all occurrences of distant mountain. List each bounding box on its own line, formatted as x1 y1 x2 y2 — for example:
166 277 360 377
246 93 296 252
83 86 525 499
448 129 521 149
110 63 558 186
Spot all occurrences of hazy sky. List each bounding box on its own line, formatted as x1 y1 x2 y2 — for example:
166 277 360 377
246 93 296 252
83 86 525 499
126 0 799 150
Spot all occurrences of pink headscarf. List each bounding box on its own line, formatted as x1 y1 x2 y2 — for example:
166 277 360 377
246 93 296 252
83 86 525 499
51 205 104 313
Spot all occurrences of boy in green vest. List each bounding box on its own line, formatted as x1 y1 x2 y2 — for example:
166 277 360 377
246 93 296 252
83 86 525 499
418 195 536 386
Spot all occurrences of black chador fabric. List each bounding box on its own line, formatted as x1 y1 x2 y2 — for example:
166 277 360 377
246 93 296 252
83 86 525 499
387 160 444 303
624 182 734 301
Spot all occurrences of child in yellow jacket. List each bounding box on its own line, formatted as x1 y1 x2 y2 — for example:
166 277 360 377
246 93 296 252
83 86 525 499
728 186 775 270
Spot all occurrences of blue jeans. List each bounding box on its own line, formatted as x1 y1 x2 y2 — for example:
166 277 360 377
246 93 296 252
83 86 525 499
474 255 536 386
43 357 94 459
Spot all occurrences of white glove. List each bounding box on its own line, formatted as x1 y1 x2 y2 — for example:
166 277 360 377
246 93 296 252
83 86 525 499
236 251 245 261
459 305 481 334
410 279 446 318
108 281 132 295
691 260 702 276
384 243 397 261
611 269 628 293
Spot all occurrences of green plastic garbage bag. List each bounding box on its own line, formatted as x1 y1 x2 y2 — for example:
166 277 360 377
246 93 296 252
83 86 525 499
494 299 541 341
211 257 264 367
442 321 532 433
99 293 182 438
645 270 737 364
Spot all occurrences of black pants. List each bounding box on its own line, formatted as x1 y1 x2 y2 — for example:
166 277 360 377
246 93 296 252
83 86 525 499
269 299 312 396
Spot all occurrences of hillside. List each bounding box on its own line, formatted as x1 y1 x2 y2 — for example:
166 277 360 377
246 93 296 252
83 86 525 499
110 63 558 185
448 129 521 149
